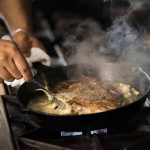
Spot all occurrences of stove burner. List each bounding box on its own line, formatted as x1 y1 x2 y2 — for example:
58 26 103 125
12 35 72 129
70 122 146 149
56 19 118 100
17 128 104 150
16 127 150 150
61 128 108 137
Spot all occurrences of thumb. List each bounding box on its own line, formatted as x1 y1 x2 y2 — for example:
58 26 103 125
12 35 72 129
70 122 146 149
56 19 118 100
30 37 46 52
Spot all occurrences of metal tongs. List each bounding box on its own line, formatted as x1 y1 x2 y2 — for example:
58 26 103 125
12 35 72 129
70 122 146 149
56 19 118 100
32 79 66 109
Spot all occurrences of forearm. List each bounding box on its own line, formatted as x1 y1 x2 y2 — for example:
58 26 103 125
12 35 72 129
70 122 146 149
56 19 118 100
0 0 32 34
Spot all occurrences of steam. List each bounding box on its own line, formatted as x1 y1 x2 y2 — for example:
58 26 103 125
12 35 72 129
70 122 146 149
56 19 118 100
128 0 150 10
62 19 113 65
106 17 150 67
61 0 150 80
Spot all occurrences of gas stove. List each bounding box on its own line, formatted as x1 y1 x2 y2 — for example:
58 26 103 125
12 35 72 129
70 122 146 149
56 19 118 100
0 90 150 150
0 0 150 150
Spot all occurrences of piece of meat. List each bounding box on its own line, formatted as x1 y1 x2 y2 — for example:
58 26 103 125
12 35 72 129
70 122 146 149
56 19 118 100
54 76 123 114
68 98 118 114
55 76 121 100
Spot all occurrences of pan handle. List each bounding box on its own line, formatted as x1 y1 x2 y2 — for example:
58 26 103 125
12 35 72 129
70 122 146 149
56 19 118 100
2 95 22 108
9 113 41 128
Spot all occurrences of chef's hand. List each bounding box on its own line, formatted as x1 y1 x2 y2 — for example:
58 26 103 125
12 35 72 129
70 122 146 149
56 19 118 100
0 39 33 83
12 30 46 57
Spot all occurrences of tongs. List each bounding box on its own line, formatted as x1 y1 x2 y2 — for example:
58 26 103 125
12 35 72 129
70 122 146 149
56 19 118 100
32 79 66 109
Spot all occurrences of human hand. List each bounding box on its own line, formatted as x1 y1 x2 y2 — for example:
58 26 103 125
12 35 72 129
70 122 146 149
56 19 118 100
0 39 33 83
12 29 46 57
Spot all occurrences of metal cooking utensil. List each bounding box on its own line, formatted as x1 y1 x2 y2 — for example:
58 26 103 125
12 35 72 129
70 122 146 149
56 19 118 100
32 79 66 109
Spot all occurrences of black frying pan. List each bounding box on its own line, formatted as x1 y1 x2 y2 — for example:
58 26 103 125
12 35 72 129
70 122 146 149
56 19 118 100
16 63 150 131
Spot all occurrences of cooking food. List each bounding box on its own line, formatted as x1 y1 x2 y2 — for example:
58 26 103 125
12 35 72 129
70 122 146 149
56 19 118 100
27 76 140 115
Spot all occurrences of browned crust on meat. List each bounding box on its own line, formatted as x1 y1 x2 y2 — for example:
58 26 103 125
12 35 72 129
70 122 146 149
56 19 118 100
54 76 122 113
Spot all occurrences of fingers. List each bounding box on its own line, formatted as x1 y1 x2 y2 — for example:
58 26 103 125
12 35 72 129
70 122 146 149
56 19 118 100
0 39 33 82
0 77 3 83
14 50 33 82
13 31 31 57
0 67 14 82
13 31 47 58
5 59 22 79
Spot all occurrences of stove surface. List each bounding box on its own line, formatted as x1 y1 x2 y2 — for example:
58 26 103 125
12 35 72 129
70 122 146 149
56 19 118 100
16 119 150 150
3 94 150 150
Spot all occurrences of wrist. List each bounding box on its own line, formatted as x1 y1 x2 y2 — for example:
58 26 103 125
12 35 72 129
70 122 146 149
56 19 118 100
12 28 25 36
11 28 32 37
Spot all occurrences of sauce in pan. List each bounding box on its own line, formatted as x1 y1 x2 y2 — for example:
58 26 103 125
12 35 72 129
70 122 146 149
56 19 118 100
27 76 140 115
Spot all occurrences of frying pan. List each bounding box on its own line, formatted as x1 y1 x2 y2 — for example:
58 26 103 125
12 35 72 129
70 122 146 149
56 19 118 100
14 63 150 131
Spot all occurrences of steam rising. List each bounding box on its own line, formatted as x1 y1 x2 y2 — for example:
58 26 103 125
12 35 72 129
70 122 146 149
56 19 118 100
107 17 150 66
62 19 112 65
62 0 150 81
128 0 150 10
